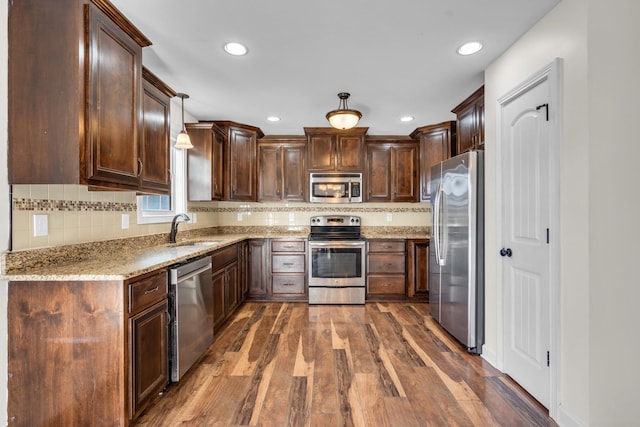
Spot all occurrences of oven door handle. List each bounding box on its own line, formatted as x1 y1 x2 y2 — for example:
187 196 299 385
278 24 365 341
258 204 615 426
309 241 365 247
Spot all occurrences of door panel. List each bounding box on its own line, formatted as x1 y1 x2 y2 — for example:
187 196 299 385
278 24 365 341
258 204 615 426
501 78 550 408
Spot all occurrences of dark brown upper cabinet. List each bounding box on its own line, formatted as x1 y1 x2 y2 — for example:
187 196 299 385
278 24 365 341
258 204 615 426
258 137 307 202
452 86 484 154
411 121 456 202
304 127 368 172
365 137 419 202
140 68 175 194
214 121 264 201
8 0 158 192
186 122 226 201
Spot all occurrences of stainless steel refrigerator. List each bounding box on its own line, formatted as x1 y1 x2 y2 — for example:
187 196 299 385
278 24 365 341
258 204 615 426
429 150 484 354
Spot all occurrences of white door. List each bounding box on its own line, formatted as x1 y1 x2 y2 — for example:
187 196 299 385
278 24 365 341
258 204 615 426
500 78 551 408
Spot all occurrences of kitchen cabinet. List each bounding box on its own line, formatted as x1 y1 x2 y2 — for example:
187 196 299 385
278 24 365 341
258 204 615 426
211 244 241 331
407 239 429 300
140 68 175 194
270 239 307 300
7 266 169 426
452 86 484 153
248 239 269 299
8 0 155 192
367 240 407 299
258 137 307 202
411 121 456 201
127 269 170 420
304 127 368 172
365 138 419 202
187 122 226 201
214 121 264 201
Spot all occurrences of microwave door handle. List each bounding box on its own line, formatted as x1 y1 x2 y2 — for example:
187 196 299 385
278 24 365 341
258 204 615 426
348 180 352 203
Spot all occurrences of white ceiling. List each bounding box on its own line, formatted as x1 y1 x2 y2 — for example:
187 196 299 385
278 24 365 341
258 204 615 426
111 0 560 136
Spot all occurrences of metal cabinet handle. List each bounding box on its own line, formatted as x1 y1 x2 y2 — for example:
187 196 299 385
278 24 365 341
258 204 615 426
137 158 143 177
144 286 159 295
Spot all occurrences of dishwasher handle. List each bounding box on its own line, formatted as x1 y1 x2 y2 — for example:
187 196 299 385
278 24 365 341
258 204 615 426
174 263 212 283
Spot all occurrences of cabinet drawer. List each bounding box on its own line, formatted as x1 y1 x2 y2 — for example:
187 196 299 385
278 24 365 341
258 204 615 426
368 240 405 253
272 254 305 273
368 254 406 274
212 244 237 268
368 275 406 295
271 240 305 252
272 275 305 294
128 270 168 314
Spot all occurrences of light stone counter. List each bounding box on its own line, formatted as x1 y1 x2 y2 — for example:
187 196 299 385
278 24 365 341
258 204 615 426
1 226 427 281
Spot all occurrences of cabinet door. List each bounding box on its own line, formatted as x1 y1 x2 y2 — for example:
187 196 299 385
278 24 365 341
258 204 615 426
307 135 335 171
187 126 213 201
282 145 306 201
248 239 269 298
212 268 226 330
336 135 364 171
416 123 454 202
366 144 391 201
407 239 429 299
392 144 418 202
258 145 282 201
212 129 225 200
225 262 240 315
228 127 257 201
129 300 169 419
140 79 171 194
456 106 476 154
86 4 142 187
475 98 485 150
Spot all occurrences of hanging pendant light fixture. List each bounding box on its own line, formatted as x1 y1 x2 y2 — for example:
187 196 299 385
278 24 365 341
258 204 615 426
326 92 362 130
175 93 193 149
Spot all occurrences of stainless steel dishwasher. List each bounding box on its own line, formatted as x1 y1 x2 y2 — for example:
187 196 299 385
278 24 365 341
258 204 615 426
169 256 213 382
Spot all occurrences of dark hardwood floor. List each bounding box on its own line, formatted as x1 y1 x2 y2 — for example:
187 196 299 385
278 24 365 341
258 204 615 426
133 302 556 426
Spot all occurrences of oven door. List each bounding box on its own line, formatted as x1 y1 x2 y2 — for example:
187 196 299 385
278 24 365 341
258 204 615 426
308 240 366 288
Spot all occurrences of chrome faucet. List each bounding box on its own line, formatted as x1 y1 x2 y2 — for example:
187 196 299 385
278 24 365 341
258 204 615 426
169 213 191 243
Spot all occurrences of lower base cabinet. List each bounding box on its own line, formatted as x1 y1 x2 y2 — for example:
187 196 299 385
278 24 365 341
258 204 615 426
408 239 429 300
211 243 242 332
367 239 407 299
247 238 307 301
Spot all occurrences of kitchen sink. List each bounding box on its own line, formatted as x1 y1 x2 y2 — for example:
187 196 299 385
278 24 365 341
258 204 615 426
171 240 221 247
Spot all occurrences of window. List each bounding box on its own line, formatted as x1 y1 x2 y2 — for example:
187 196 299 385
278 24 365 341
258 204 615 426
137 147 187 224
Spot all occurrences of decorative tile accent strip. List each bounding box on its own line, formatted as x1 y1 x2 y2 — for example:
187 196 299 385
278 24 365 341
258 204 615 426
190 205 431 213
13 198 137 212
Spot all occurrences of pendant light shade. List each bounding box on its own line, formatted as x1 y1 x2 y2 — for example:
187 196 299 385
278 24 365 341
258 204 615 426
175 93 193 149
326 92 362 130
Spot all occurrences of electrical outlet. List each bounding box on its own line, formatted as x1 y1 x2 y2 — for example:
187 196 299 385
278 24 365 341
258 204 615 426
237 213 243 222
121 214 129 229
189 213 197 224
33 214 48 236
386 213 393 222
288 213 295 222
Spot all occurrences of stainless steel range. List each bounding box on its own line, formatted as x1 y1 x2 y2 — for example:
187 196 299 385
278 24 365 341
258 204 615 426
308 215 366 304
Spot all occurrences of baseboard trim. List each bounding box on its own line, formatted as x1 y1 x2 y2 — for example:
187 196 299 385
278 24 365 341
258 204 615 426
481 344 498 368
556 404 586 427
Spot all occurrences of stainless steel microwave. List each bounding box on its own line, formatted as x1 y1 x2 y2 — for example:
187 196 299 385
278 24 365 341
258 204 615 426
309 172 362 203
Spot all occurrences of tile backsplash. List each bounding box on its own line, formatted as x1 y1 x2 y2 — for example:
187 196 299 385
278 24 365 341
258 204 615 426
11 184 430 251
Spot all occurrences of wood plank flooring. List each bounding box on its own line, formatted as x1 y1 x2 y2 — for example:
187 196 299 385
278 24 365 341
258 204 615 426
133 302 557 427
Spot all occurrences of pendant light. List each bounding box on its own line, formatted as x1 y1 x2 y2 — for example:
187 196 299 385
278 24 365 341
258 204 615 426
175 93 193 149
326 92 362 130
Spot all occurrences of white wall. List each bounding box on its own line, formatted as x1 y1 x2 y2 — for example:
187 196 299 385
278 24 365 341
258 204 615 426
587 1 640 425
1 0 9 423
484 0 589 424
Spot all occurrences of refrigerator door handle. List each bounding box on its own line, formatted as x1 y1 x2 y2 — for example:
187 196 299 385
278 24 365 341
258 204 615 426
433 183 443 265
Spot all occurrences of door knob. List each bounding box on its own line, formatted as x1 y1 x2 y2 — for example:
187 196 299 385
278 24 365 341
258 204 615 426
500 248 512 257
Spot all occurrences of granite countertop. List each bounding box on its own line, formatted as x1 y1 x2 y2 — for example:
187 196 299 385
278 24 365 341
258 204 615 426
1 226 428 282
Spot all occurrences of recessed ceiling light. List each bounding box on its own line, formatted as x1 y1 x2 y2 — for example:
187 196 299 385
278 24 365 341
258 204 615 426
224 42 248 56
457 41 483 56
267 116 281 122
400 116 415 122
